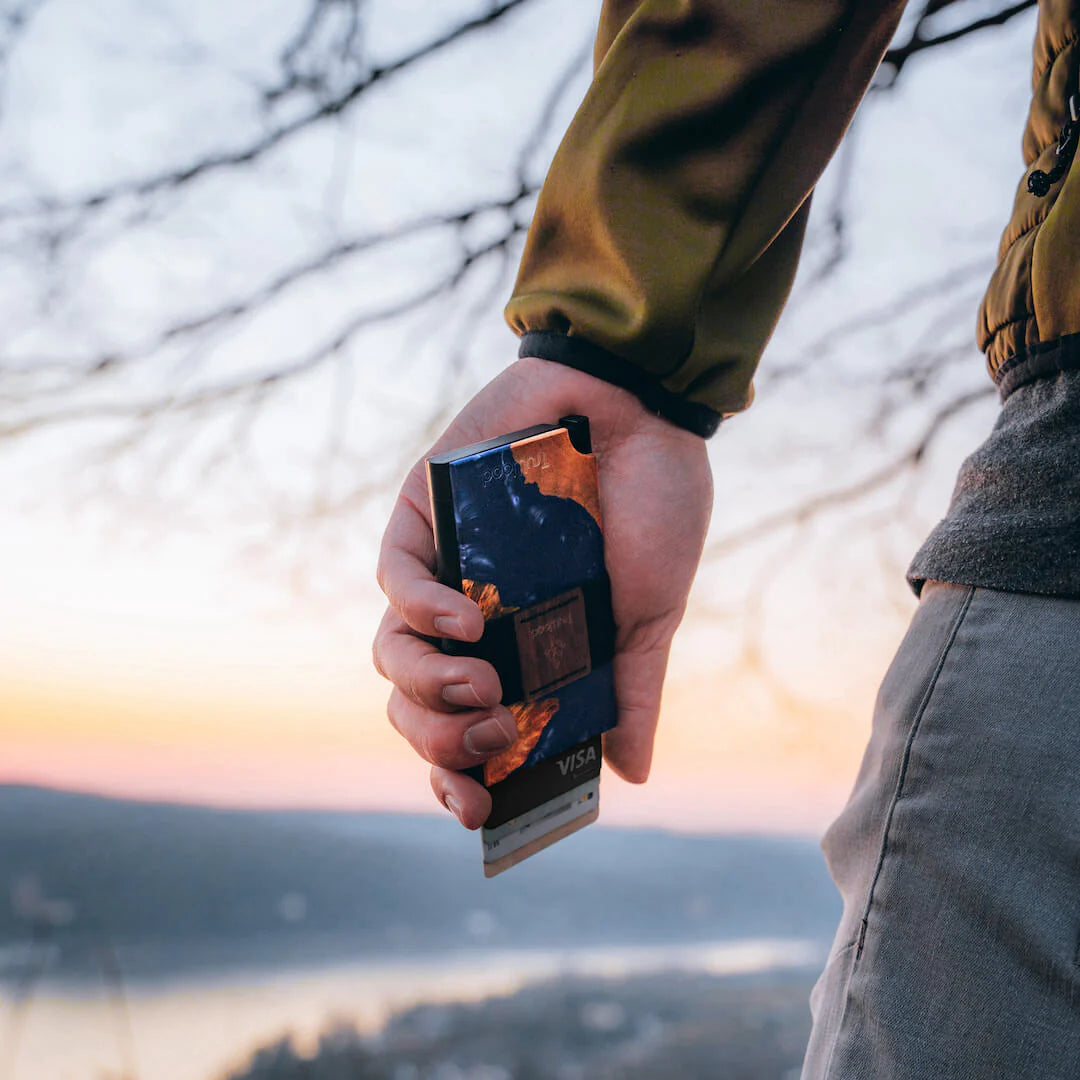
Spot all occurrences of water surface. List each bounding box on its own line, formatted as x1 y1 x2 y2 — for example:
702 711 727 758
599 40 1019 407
1 937 823 1080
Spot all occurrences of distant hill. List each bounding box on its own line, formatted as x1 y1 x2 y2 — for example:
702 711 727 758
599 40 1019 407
0 785 839 976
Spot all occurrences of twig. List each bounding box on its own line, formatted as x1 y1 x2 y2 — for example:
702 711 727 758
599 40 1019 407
704 386 995 560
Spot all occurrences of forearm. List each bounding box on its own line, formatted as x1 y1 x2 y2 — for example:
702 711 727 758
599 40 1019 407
506 0 908 433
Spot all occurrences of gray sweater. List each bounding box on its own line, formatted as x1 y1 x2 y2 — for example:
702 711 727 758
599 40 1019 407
908 371 1080 598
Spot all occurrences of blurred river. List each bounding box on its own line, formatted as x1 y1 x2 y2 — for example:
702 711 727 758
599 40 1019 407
0 937 822 1080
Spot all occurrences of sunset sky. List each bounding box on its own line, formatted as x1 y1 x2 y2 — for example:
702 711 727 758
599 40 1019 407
0 0 1032 836
0 447 950 835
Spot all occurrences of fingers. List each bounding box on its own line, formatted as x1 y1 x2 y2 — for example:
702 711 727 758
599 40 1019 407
387 688 518 772
377 484 484 642
430 767 492 830
373 604 509 829
376 475 506 830
373 609 503 712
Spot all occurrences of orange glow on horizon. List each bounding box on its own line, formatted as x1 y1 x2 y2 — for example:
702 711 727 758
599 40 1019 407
1 647 876 834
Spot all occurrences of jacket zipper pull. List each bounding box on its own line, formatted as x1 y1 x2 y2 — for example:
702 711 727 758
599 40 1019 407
1028 92 1080 197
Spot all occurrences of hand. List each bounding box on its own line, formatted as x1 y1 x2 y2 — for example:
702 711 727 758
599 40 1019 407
373 356 713 828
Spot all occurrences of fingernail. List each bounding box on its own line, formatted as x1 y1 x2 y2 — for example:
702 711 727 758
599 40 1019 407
444 795 464 822
442 682 485 708
463 714 516 756
433 614 465 639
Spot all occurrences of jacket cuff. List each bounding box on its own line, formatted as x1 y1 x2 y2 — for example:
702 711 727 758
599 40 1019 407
994 331 1080 400
518 331 723 438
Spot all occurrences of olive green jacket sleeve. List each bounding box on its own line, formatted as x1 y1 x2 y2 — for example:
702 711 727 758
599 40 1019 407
505 0 908 435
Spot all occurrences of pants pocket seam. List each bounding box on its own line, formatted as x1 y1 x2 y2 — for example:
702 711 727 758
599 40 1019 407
852 584 975 966
813 586 976 1080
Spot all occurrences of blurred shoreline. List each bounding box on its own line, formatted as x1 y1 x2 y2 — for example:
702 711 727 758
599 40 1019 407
3 938 823 1080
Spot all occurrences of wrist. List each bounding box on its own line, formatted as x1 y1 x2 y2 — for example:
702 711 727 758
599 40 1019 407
516 330 722 438
508 355 708 451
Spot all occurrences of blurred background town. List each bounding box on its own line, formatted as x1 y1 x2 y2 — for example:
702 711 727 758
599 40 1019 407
0 1 1040 1077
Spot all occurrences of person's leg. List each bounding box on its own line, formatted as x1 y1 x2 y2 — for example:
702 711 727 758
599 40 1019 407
802 583 1080 1079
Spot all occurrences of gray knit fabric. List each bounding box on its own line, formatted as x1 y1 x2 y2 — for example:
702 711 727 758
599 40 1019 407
908 370 1080 597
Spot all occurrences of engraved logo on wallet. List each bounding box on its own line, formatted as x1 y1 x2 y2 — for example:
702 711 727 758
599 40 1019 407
514 587 591 699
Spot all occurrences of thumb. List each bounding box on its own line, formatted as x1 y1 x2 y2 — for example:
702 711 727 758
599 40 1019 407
602 628 677 783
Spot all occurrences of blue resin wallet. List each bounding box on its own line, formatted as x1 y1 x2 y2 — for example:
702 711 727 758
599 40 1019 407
427 415 617 876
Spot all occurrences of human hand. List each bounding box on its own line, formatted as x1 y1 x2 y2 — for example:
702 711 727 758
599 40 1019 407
373 356 713 828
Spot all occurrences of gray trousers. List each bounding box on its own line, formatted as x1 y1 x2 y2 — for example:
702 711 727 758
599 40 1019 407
802 583 1080 1078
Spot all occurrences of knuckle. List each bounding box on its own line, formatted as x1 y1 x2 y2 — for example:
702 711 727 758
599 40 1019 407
413 652 446 704
375 551 409 616
420 725 463 770
429 767 452 807
385 691 404 735
416 726 440 767
374 552 392 600
406 652 434 706
395 592 422 634
371 634 388 681
475 661 503 703
406 670 424 708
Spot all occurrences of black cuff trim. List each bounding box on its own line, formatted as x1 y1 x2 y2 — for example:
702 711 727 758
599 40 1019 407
518 330 722 438
996 331 1080 399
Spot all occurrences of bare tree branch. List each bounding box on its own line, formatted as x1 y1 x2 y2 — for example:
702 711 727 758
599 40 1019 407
514 33 592 189
0 186 537 388
0 0 47 122
269 0 367 106
879 0 1037 87
799 0 1036 289
0 0 537 224
763 257 990 386
704 385 994 560
0 222 524 439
